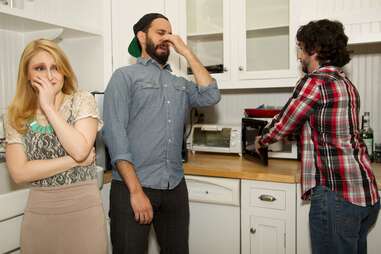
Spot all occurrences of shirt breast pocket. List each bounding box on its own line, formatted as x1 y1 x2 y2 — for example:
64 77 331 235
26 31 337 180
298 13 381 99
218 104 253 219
134 81 161 108
136 81 160 90
172 83 187 107
174 83 186 91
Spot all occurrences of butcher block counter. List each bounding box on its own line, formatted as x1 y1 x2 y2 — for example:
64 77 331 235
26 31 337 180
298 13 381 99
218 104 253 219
104 152 381 189
183 152 299 183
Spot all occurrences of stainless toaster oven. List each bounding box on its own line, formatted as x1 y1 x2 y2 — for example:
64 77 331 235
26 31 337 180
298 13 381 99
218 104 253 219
189 124 241 155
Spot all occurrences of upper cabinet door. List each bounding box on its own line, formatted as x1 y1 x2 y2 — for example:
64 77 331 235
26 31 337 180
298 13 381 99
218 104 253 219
235 0 298 85
298 0 381 45
166 0 300 89
183 0 231 81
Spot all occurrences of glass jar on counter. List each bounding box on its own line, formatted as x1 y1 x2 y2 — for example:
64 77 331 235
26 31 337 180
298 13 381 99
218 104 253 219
374 143 381 163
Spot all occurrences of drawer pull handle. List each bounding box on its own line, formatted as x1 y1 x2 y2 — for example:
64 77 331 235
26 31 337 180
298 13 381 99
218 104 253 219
250 228 256 234
259 194 276 202
205 191 209 194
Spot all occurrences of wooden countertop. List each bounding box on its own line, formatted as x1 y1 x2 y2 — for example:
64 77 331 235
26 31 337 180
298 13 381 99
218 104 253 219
104 152 381 189
184 152 299 183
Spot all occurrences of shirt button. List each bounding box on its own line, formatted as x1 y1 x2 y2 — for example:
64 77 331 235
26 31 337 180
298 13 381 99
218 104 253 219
168 138 172 143
168 119 171 123
164 84 168 88
167 100 171 104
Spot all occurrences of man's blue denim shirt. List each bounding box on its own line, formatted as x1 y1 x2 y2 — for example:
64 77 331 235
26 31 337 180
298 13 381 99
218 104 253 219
102 57 220 189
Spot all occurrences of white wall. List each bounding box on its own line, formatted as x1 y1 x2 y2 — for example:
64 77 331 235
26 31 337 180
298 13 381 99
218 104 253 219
0 29 23 113
197 88 292 125
345 43 381 143
60 37 105 92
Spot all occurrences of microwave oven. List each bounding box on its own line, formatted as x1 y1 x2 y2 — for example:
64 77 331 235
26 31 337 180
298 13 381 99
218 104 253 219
241 117 298 164
189 124 241 155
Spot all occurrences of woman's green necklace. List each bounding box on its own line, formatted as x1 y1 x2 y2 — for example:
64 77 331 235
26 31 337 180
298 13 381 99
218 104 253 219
29 120 54 134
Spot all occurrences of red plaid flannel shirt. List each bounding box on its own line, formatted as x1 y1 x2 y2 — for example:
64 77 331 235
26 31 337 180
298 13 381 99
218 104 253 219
260 66 379 207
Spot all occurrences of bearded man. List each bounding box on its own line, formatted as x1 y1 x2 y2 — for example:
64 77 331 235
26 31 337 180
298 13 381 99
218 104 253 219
255 19 380 254
102 13 220 254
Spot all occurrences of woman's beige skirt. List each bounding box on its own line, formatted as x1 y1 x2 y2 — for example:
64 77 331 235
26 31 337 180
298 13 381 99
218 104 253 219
21 180 108 254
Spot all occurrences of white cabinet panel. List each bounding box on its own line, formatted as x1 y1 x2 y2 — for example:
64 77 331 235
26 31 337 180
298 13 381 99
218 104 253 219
186 175 240 254
241 180 295 254
298 0 381 44
186 175 240 205
250 216 285 254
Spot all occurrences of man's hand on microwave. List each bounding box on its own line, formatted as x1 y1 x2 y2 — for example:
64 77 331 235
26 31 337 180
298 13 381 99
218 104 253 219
254 136 263 154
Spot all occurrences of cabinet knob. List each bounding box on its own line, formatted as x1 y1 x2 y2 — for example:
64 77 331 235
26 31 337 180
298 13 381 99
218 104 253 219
259 194 276 202
250 228 256 234
238 66 244 71
223 67 228 72
1 0 9 5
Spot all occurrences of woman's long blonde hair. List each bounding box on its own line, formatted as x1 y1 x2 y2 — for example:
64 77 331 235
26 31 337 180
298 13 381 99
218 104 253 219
7 39 77 134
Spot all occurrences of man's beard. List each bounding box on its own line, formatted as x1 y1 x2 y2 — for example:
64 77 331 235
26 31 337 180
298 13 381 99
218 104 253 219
300 60 309 74
301 63 308 74
146 37 169 65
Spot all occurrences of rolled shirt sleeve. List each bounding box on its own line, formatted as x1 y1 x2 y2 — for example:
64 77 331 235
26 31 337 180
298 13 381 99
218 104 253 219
184 78 221 107
102 69 134 167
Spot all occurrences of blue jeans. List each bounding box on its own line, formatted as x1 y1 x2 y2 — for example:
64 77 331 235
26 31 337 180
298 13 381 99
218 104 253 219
309 186 380 254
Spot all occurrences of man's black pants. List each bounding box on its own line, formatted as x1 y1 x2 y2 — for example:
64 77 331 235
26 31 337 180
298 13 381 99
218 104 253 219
109 179 190 254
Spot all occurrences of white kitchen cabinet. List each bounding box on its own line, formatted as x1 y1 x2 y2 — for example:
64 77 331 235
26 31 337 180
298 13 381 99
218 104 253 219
249 216 286 254
298 0 381 45
241 180 296 254
296 184 381 254
0 0 103 35
178 0 231 83
185 175 240 254
166 0 300 89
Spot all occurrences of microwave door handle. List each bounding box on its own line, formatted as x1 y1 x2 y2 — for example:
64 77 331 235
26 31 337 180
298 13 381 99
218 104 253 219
201 126 222 131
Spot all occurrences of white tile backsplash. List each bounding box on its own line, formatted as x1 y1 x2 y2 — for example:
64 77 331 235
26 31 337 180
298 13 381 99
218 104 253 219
198 88 293 125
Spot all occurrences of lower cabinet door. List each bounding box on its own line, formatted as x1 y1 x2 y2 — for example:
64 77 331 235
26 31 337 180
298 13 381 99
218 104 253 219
250 216 286 254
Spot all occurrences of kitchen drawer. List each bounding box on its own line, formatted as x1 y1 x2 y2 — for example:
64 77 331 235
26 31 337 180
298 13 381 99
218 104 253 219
249 187 286 210
185 175 240 206
0 215 22 253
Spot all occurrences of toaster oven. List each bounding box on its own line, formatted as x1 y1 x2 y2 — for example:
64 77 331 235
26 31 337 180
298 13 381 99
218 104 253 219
189 124 241 155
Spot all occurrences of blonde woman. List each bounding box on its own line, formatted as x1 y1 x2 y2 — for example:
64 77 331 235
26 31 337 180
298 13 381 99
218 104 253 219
5 39 108 253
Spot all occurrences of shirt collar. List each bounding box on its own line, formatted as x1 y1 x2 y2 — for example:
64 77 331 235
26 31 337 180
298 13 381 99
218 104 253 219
137 57 172 72
310 65 344 75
